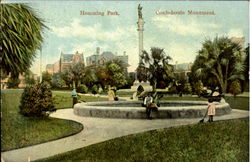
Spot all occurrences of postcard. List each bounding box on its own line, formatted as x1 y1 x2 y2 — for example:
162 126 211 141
1 0 249 161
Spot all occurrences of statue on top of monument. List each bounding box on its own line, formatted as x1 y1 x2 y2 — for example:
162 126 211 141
138 4 142 19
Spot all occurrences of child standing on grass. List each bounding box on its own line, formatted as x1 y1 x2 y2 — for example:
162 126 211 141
207 99 216 122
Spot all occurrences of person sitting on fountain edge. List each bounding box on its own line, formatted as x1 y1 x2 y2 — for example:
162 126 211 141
144 93 157 119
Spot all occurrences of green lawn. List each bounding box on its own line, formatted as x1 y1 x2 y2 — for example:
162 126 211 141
1 91 83 151
37 119 249 162
162 95 249 111
116 91 135 97
53 92 108 109
224 96 249 111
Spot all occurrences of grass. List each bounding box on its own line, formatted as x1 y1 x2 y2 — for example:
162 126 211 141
1 91 83 151
53 92 108 109
37 119 249 162
224 96 249 111
116 91 135 97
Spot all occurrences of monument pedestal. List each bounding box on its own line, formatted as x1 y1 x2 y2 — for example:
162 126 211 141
131 80 152 91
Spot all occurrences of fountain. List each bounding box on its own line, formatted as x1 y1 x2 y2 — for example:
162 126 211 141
74 100 231 119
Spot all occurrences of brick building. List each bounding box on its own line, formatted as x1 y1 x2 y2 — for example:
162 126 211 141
86 47 129 67
46 51 84 74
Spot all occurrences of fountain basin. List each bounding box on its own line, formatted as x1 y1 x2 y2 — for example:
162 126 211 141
74 100 231 119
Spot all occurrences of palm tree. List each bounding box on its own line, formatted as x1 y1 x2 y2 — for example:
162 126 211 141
1 4 45 77
192 36 245 93
138 47 173 91
69 62 85 88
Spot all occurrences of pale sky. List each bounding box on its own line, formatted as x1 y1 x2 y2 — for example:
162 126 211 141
4 1 249 75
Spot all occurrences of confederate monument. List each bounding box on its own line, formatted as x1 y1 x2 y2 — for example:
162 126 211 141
137 4 144 59
131 4 152 91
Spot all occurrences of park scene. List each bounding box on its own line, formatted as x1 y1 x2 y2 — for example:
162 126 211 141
1 1 249 162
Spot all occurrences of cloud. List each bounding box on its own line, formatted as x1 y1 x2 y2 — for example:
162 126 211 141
228 28 244 38
50 18 101 38
167 42 201 64
70 41 110 56
152 16 221 36
50 18 137 42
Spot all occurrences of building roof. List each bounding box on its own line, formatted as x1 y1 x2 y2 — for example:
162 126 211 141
86 54 100 61
101 51 116 60
174 63 192 71
62 54 74 63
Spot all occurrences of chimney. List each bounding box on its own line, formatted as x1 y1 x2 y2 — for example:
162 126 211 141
123 51 126 56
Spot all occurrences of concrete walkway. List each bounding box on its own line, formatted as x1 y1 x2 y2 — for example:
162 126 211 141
1 109 249 162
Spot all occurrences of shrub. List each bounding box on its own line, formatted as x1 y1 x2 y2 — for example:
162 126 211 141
76 84 88 94
168 86 177 94
229 80 242 97
183 83 192 94
194 80 203 97
19 82 55 117
91 85 98 95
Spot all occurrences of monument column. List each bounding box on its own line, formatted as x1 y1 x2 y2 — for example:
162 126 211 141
137 4 144 63
131 4 152 92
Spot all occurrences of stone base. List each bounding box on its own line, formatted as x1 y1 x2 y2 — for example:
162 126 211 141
74 101 232 119
131 80 152 91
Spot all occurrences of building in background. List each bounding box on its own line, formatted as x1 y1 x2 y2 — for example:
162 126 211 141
86 47 129 67
1 73 38 89
46 51 84 74
173 62 193 81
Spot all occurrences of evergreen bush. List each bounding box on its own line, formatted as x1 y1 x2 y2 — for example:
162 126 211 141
19 82 55 117
91 85 98 95
229 80 242 97
76 84 88 94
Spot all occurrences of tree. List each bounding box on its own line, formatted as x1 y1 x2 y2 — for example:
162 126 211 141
138 47 174 91
42 72 52 85
51 73 65 88
243 44 249 91
194 80 203 97
123 72 135 89
91 84 98 95
191 36 245 93
24 72 36 86
61 69 73 88
136 62 148 82
97 60 127 89
229 80 241 97
244 44 249 78
183 82 192 94
82 65 98 88
69 62 85 88
1 4 45 77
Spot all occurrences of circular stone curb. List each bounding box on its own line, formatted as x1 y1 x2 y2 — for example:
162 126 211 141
74 100 231 119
